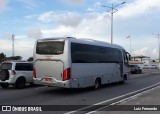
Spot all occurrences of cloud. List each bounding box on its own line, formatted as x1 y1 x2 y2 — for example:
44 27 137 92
0 35 35 59
133 47 150 56
118 0 160 18
38 11 83 27
1 0 160 61
0 39 12 51
0 0 9 12
19 0 39 9
61 0 85 6
25 14 38 19
27 28 42 39
37 0 160 40
15 0 160 60
38 11 55 22
40 11 110 42
41 26 73 37
152 48 158 58
86 2 101 12
132 47 158 59
57 12 83 27
15 41 34 59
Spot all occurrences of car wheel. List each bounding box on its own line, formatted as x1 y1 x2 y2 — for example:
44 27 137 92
15 77 26 89
93 78 101 89
0 83 9 88
136 70 139 74
140 70 142 74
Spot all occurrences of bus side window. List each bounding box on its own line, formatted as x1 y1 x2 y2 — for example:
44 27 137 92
124 54 128 65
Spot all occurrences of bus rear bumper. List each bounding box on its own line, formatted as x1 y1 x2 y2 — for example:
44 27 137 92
33 78 71 88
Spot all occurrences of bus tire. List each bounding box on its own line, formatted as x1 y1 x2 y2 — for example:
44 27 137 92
119 76 125 84
93 78 101 89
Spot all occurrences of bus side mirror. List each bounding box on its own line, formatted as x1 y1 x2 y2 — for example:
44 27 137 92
126 52 131 61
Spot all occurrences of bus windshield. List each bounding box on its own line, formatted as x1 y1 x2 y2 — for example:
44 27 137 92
36 41 65 55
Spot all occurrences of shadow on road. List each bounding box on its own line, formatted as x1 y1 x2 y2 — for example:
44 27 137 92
0 84 41 91
37 82 127 96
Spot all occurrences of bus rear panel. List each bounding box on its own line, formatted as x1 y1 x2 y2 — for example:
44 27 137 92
33 39 72 88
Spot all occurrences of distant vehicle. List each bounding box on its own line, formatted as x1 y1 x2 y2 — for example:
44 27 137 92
143 65 149 69
130 65 142 74
33 37 131 89
0 61 33 89
151 65 157 69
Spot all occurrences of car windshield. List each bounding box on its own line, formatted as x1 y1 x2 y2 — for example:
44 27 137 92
0 63 12 70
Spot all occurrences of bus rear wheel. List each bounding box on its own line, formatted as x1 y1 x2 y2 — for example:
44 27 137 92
93 78 101 89
119 76 125 84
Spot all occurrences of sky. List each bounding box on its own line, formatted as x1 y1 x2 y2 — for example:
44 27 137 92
0 0 160 60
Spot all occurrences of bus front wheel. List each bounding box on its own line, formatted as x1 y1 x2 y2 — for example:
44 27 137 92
119 76 125 84
93 78 101 89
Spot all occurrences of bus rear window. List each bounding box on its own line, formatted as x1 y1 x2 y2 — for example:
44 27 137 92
36 41 65 55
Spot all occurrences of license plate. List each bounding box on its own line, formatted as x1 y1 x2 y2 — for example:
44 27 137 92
45 77 52 82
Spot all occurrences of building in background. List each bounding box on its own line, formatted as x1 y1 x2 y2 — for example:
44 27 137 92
130 55 159 69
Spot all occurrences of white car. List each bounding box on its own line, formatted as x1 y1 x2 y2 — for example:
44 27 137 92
143 65 149 69
0 61 33 89
151 65 157 69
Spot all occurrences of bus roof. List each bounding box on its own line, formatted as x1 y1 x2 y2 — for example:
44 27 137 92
36 37 125 51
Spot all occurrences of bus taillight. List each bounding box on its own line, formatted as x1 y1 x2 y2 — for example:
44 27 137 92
63 68 71 81
33 68 36 78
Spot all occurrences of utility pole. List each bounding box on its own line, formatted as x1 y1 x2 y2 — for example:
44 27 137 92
12 33 15 57
126 36 131 55
102 2 126 44
153 33 160 63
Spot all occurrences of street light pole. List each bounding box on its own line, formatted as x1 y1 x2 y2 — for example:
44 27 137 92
102 2 126 44
12 33 15 57
111 3 114 44
126 36 131 55
153 33 160 63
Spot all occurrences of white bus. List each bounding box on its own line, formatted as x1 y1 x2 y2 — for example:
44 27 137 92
33 37 130 89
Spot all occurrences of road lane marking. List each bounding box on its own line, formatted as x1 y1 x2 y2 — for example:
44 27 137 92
65 82 160 114
87 84 160 114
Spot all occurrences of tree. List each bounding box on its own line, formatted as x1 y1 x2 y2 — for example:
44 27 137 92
0 53 6 63
27 57 33 62
6 56 22 60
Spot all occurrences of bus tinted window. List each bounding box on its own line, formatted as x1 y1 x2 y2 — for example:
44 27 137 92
36 41 64 55
107 48 123 62
71 43 122 63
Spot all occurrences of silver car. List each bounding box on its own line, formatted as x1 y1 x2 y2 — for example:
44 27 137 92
0 61 33 89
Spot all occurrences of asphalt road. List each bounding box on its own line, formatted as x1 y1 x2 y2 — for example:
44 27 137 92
0 71 160 113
